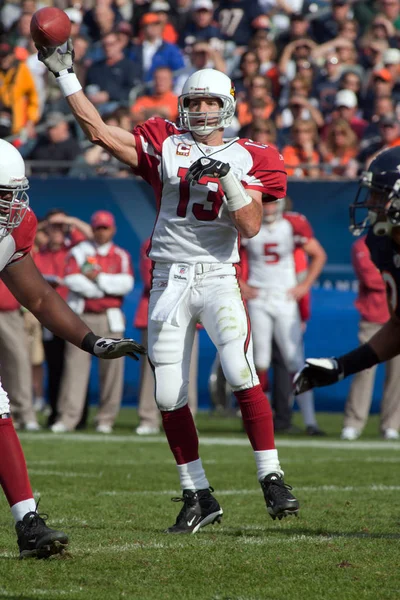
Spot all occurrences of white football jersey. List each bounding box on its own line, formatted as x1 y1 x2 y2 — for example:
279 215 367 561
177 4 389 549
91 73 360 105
244 212 313 291
0 208 36 272
132 117 287 264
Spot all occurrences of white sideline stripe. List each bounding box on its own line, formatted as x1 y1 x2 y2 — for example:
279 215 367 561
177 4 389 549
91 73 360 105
18 432 400 450
28 469 103 479
0 590 82 597
98 484 400 496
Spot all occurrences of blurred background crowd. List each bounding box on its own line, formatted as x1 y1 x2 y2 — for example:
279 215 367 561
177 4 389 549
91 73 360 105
0 0 399 178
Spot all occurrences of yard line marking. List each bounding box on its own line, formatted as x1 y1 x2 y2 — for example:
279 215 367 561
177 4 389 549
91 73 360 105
18 432 400 450
97 484 400 496
28 469 103 479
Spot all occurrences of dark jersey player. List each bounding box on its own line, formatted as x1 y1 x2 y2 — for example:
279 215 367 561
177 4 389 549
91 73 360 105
294 146 400 395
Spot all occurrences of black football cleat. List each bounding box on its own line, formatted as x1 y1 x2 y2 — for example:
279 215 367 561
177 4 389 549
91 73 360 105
261 473 299 520
165 487 223 534
16 511 69 559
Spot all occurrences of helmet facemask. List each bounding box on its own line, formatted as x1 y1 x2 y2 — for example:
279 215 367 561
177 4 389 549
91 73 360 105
349 170 400 237
0 180 29 240
178 93 235 136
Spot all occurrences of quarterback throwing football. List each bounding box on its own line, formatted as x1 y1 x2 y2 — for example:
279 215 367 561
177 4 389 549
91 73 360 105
0 139 145 558
38 41 300 532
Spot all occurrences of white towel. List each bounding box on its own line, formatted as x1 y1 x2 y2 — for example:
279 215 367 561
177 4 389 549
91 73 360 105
150 263 195 327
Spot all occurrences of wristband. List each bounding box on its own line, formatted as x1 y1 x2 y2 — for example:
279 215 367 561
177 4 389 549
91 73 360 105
57 69 82 97
337 343 380 378
219 170 253 212
81 332 99 355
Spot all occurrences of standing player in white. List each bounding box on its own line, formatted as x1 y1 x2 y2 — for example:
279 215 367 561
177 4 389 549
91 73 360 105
38 41 300 531
240 199 327 434
0 139 145 558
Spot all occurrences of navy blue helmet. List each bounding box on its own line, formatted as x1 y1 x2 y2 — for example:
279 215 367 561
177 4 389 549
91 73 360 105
349 146 400 236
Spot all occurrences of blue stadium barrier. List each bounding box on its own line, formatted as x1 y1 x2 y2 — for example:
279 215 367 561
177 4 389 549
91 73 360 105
30 178 386 413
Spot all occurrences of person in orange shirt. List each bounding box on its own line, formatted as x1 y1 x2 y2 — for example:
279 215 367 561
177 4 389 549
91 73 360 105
150 1 179 44
320 118 358 177
282 118 320 178
0 41 39 135
131 66 178 124
237 75 275 128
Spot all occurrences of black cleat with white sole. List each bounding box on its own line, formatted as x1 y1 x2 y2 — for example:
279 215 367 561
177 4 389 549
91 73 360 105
261 473 299 520
166 487 223 534
16 511 69 559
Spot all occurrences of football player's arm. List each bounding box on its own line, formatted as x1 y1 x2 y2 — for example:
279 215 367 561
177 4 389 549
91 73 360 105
1 254 92 348
37 41 138 168
228 189 263 239
1 255 146 360
66 92 138 168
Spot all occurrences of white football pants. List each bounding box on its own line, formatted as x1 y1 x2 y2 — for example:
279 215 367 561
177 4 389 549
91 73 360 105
248 290 318 427
247 290 304 373
148 263 259 411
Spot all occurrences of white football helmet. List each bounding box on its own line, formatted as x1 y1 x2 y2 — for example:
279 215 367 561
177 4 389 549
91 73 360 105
178 68 236 136
263 198 285 224
0 139 29 238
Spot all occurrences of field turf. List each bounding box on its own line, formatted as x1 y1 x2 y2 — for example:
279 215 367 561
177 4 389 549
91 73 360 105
0 410 399 600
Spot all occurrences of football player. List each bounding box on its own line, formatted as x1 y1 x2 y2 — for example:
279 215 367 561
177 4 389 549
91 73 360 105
0 139 145 558
38 42 300 532
240 197 327 435
294 147 400 396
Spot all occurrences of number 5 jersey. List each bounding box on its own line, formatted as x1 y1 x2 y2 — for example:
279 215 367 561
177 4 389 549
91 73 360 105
132 117 287 264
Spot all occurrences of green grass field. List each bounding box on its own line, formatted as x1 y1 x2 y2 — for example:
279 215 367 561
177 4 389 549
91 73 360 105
1 410 399 600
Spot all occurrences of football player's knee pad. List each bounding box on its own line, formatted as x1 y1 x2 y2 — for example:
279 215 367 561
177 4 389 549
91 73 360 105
219 342 257 390
153 362 189 412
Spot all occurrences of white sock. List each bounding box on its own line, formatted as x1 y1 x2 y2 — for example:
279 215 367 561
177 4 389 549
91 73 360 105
254 449 284 482
177 458 209 491
296 390 317 427
11 498 36 523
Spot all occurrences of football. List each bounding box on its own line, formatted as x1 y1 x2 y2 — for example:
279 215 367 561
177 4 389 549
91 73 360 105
30 7 71 48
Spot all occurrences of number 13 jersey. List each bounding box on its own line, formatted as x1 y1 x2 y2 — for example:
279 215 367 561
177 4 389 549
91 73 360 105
132 117 287 264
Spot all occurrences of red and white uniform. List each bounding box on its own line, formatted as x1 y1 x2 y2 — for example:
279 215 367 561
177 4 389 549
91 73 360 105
132 117 287 408
0 208 36 415
63 240 134 316
133 117 286 264
243 211 313 373
0 208 36 272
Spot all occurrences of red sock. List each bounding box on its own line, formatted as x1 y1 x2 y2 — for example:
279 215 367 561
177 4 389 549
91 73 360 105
0 419 33 507
234 385 275 451
161 404 199 465
256 369 269 392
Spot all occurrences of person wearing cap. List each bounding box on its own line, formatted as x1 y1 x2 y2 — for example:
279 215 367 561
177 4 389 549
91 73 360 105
330 88 367 140
150 1 179 45
180 0 219 48
0 40 39 135
28 112 81 175
53 212 134 434
64 8 83 40
127 12 184 83
34 209 92 427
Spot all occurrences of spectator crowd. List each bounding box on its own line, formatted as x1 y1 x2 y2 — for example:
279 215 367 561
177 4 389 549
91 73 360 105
0 0 399 178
